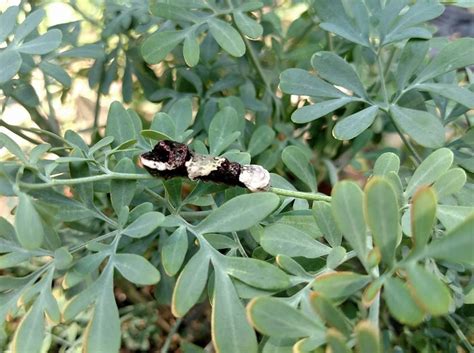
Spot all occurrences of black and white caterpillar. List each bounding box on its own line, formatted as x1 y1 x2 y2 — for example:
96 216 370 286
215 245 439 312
140 140 271 192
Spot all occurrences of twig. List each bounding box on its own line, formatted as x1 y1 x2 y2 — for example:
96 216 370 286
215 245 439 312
269 187 331 202
160 317 183 353
446 315 474 353
0 120 43 145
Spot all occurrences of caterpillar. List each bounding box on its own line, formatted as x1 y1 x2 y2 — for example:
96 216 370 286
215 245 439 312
140 140 271 192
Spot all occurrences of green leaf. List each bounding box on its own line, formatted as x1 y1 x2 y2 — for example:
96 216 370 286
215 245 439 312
310 293 352 337
355 321 381 353
53 247 73 270
281 145 317 192
279 68 347 99
212 269 258 353
15 193 44 250
0 6 19 43
223 257 290 290
326 246 346 270
207 18 245 57
14 8 45 42
373 152 400 176
276 255 310 278
114 253 160 285
110 158 136 214
105 101 137 148
416 38 474 83
59 43 105 59
248 125 275 157
406 263 452 316
383 276 425 326
18 29 62 54
433 168 466 198
248 296 324 338
426 215 474 266
437 205 474 231
262 223 331 258
326 328 351 353
162 226 188 276
209 107 240 155
364 177 400 266
183 31 200 67
0 132 28 163
333 106 379 140
0 49 22 84
312 272 371 299
331 181 367 264
234 11 263 39
0 252 31 269
405 148 453 197
123 212 164 238
196 193 279 234
141 30 185 64
12 300 45 353
411 187 437 249
311 51 367 99
396 39 429 90
172 249 210 317
38 61 71 87
417 83 474 109
291 97 355 124
390 105 445 148
83 281 121 353
312 201 342 247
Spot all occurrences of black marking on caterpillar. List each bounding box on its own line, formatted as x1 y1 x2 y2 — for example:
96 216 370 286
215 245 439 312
140 140 271 192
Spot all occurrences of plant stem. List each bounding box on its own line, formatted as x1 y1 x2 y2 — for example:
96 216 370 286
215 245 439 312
446 315 474 353
0 120 43 145
160 317 183 353
269 187 331 202
387 113 422 165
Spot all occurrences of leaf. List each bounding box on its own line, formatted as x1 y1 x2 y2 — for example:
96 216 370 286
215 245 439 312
0 132 28 163
114 254 160 285
276 255 310 278
279 68 347 99
196 193 279 234
110 158 136 214
333 106 379 140
291 97 355 124
0 252 30 269
223 257 290 290
405 148 453 197
417 83 474 109
54 247 73 270
396 39 429 90
248 296 324 338
18 29 62 54
390 105 445 148
83 280 121 353
426 215 474 266
209 107 240 155
383 276 425 326
281 146 317 192
373 152 400 176
234 11 263 39
312 51 367 98
162 226 188 276
262 223 331 258
105 101 137 148
355 321 381 353
331 181 367 264
212 269 258 353
172 250 210 317
207 18 245 57
14 8 45 42
433 168 466 198
141 30 185 64
313 272 371 299
38 61 71 87
183 31 200 67
123 212 164 238
0 49 22 84
248 125 275 157
364 177 400 266
411 187 437 250
310 293 352 337
59 43 105 59
312 201 342 247
416 38 474 83
12 300 45 353
15 193 44 250
405 263 452 316
326 328 351 353
0 6 19 43
327 246 346 270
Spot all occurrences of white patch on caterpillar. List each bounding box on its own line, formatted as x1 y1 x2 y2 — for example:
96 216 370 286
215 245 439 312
140 156 174 171
185 155 225 180
239 165 271 192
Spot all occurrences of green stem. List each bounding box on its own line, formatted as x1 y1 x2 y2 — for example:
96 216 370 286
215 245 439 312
0 120 43 145
387 113 422 165
269 187 331 202
446 315 474 353
160 317 183 353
